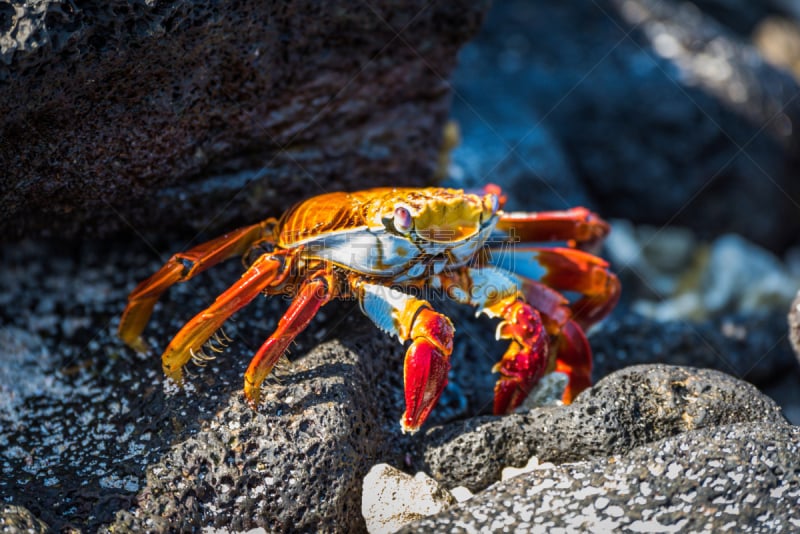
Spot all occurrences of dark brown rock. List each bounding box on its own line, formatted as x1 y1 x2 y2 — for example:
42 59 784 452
0 1 489 241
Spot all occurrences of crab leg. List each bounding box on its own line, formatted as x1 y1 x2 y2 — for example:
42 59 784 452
502 247 620 402
496 207 610 251
161 250 294 383
492 246 620 330
354 281 454 433
441 267 550 415
119 221 274 352
530 247 621 329
520 278 592 403
243 268 337 407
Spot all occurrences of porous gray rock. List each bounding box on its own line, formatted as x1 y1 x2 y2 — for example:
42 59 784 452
403 422 800 532
414 365 787 492
0 0 489 241
0 240 410 531
110 336 400 532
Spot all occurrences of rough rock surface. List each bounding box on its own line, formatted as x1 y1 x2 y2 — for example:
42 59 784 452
0 240 409 531
413 365 787 492
109 335 399 532
403 422 800 532
0 0 489 241
449 0 800 250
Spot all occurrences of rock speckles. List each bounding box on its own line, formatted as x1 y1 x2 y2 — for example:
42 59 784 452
414 365 787 493
402 423 800 533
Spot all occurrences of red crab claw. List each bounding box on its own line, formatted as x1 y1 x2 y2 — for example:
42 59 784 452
401 307 454 434
490 299 549 415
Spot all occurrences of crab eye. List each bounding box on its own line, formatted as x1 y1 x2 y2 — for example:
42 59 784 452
393 205 413 233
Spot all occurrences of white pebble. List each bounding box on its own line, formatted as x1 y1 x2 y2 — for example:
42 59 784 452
362 463 455 533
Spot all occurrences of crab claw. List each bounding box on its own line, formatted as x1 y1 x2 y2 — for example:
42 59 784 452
401 308 454 434
491 300 549 415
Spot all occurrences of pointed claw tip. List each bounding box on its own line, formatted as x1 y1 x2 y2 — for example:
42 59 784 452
493 376 533 415
403 339 451 434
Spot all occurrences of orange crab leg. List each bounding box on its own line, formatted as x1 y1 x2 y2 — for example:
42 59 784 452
554 320 592 403
496 246 620 330
496 207 610 250
161 250 294 383
243 268 337 407
533 247 621 330
119 221 274 352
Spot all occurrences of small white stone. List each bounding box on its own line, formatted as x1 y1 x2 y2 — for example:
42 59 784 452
362 463 455 534
449 486 474 503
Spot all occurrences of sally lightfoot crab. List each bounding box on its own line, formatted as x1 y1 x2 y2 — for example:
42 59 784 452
119 186 620 433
